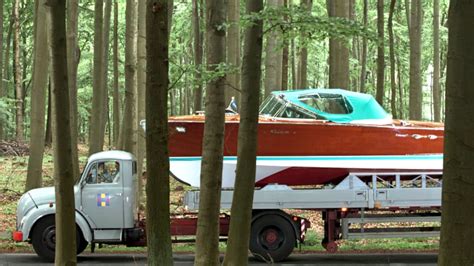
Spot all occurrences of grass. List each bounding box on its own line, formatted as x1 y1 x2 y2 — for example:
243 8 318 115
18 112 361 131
0 148 440 255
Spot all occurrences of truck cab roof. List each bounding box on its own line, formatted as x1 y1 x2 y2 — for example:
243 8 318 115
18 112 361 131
88 150 135 163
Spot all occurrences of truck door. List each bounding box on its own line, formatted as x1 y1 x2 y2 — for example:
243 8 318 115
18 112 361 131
81 160 124 229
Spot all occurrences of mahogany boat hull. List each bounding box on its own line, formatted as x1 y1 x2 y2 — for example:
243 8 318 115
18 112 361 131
166 116 444 188
168 116 444 157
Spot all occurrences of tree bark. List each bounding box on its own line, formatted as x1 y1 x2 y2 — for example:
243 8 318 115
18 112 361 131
222 0 263 264
281 0 289 91
136 0 146 211
359 0 368 92
46 0 77 263
376 0 384 105
100 0 112 148
25 0 49 192
89 0 105 154
388 0 397 118
439 1 474 264
44 81 53 146
226 0 240 105
113 0 120 146
67 0 80 181
408 0 422 120
145 1 173 264
14 0 24 142
192 0 203 112
328 0 350 90
433 0 441 122
264 0 283 97
120 0 137 153
297 0 312 89
0 0 4 140
194 0 226 264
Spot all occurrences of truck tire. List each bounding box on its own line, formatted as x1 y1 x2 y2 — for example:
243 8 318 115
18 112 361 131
31 216 88 261
249 214 296 262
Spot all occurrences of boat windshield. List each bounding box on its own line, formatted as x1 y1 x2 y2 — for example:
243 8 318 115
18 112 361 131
259 94 318 119
298 93 353 114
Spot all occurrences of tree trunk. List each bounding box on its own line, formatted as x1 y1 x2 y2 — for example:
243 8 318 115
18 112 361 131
100 0 112 148
194 0 226 264
192 0 203 112
359 0 368 92
408 0 422 120
89 0 105 154
46 0 77 263
264 0 283 97
439 1 474 264
226 0 240 105
44 81 53 146
291 38 296 89
281 0 289 91
222 0 263 264
328 0 350 90
25 0 49 192
113 0 120 146
120 0 137 153
0 0 4 140
388 0 397 118
297 0 312 89
376 0 384 105
145 1 173 264
14 0 24 142
67 0 80 181
136 0 146 210
432 0 441 122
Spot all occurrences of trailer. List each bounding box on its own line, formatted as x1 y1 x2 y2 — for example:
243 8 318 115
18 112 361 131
13 150 442 262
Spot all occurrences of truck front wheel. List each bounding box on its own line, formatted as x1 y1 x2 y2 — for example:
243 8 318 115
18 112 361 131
249 214 296 262
31 216 88 261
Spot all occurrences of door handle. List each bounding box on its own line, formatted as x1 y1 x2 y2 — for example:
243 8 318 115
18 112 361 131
115 192 122 196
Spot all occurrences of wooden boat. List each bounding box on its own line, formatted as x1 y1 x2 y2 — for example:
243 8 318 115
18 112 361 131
144 89 444 188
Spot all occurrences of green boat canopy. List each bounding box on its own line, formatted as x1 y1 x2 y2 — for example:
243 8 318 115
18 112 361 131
259 88 392 124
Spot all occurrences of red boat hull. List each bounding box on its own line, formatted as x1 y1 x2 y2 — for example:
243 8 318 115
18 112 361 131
168 116 444 157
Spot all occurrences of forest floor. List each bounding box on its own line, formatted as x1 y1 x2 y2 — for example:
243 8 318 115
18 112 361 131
0 145 440 254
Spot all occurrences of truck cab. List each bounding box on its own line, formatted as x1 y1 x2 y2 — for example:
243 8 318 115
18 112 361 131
14 150 139 261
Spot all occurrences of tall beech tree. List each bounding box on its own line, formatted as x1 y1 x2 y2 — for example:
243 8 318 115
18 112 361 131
297 0 312 89
25 0 49 192
67 0 80 181
89 0 105 154
120 0 137 153
194 0 226 264
14 0 24 141
328 0 350 90
113 0 120 146
439 1 474 264
433 0 441 122
222 0 263 264
388 0 397 118
46 0 77 263
376 0 384 105
0 0 4 140
192 0 203 112
226 0 240 104
264 0 283 97
145 0 173 264
408 0 423 120
359 0 368 93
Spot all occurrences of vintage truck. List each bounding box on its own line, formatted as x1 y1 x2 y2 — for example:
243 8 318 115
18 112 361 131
12 150 309 262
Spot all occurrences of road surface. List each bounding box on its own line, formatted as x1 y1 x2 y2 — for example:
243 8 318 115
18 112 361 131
0 252 438 265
